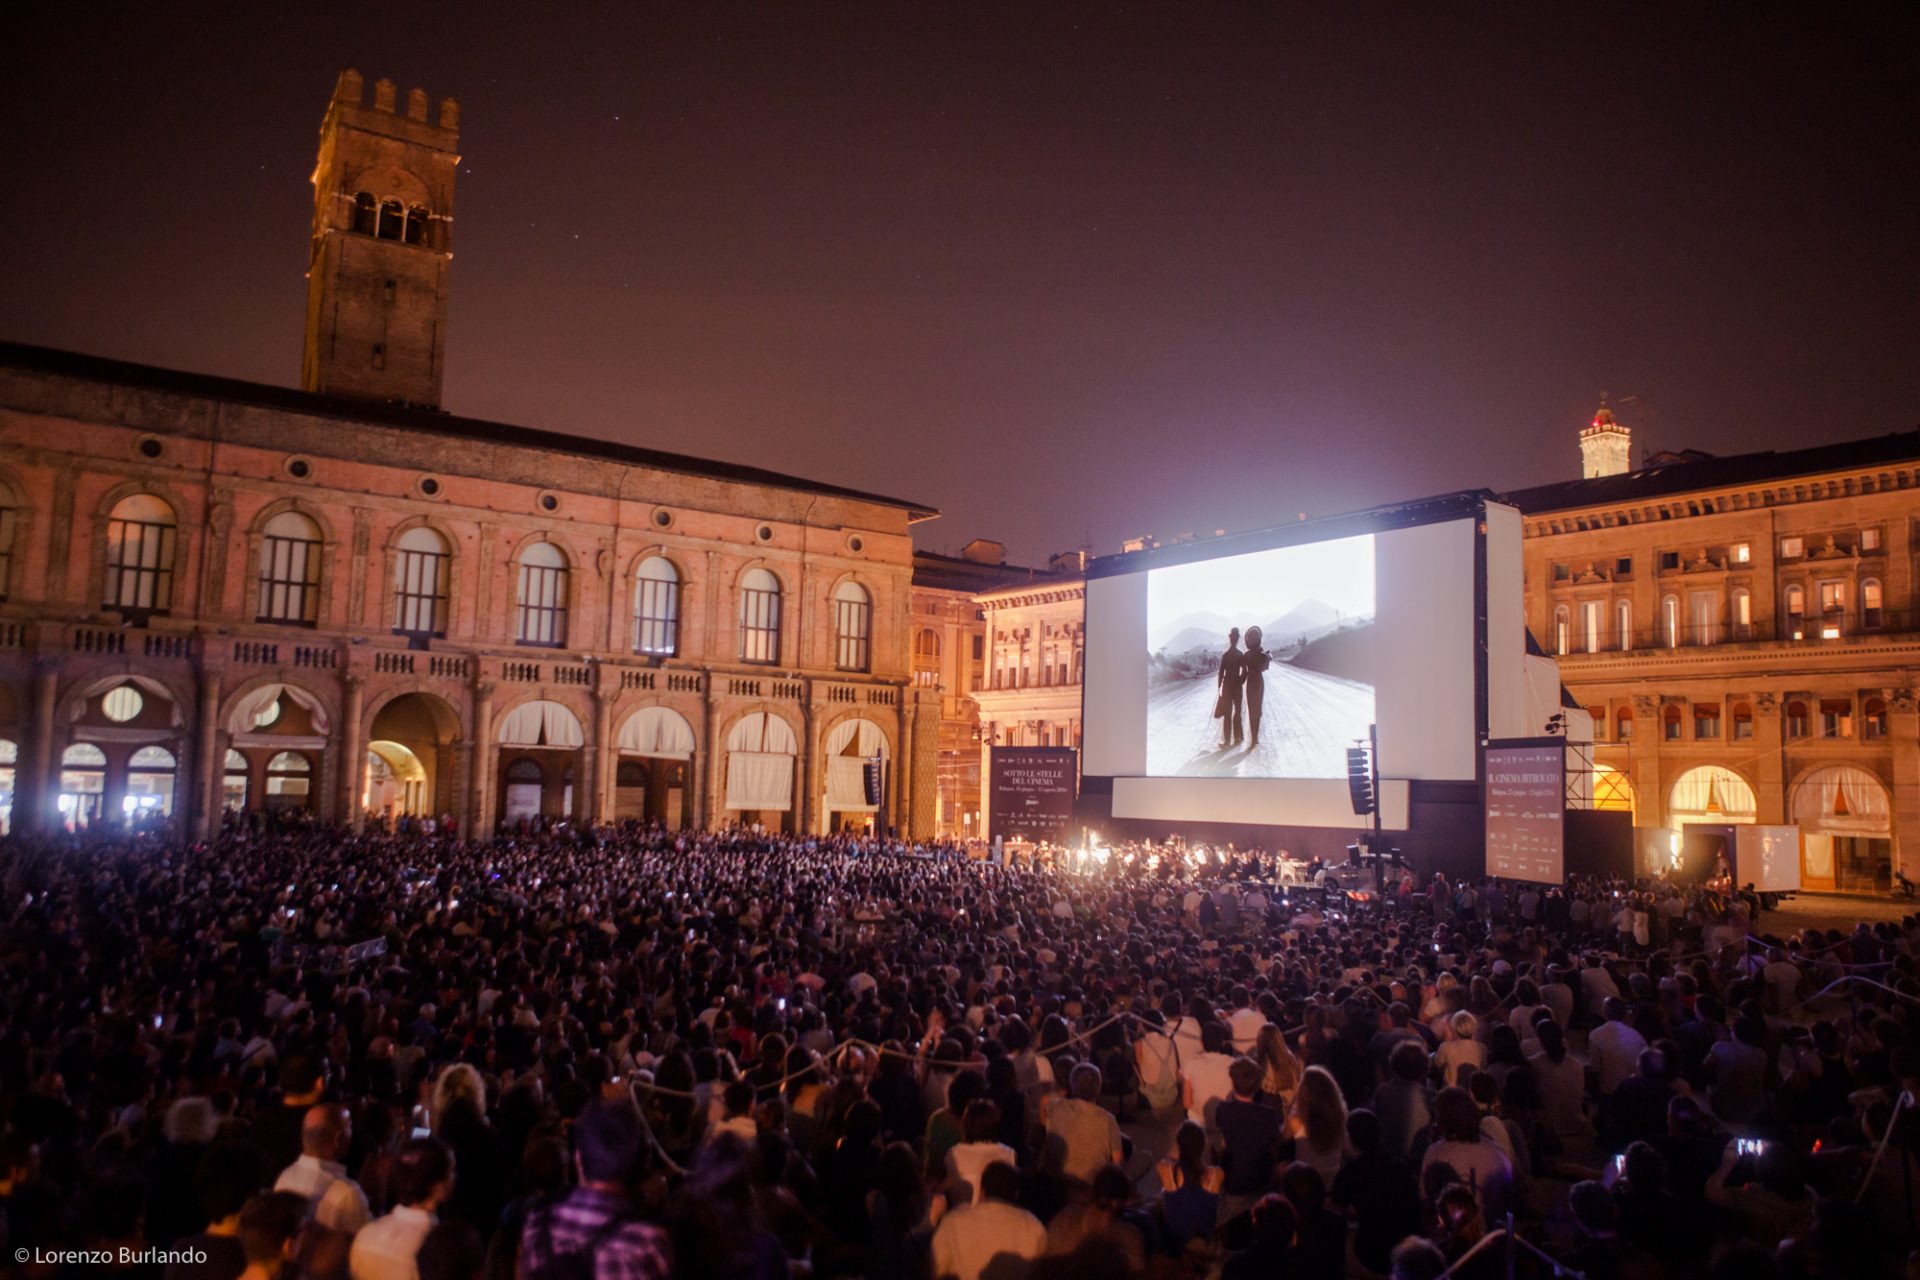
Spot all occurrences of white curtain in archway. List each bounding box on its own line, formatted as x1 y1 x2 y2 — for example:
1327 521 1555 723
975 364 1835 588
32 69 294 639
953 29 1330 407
496 699 585 748
229 683 332 735
617 706 695 759
1668 765 1756 824
824 718 889 811
1792 765 1890 836
725 711 795 810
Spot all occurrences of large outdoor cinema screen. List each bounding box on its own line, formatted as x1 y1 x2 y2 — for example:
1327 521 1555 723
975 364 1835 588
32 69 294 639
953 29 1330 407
1083 500 1516 830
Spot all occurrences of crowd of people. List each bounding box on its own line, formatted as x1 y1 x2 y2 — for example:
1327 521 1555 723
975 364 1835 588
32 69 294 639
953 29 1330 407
1 822 1918 1280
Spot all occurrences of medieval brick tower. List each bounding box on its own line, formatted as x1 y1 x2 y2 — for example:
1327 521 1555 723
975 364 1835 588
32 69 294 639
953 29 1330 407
1579 398 1632 478
302 70 459 408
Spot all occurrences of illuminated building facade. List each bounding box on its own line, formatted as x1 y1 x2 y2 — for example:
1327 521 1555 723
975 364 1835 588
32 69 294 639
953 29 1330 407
972 553 1087 839
0 73 940 839
1507 410 1920 892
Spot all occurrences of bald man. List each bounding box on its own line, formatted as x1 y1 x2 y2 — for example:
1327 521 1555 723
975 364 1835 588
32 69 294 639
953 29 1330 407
273 1104 371 1234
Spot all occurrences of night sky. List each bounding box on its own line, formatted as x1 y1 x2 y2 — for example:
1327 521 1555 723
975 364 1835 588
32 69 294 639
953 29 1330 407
4 4 1915 564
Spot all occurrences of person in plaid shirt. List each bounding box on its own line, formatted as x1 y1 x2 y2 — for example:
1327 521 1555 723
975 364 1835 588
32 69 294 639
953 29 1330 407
515 1102 672 1280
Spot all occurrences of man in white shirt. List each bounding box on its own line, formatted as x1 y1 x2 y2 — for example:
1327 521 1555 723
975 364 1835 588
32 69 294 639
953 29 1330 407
1586 998 1649 1096
1226 987 1265 1055
348 1137 453 1280
930 1161 1047 1280
1181 1021 1238 1137
1579 955 1621 1018
273 1105 370 1234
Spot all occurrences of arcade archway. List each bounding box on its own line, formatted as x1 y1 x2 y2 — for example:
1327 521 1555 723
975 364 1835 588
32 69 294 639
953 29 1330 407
495 699 584 823
1793 765 1893 894
822 717 890 834
366 692 462 821
614 706 695 827
1668 765 1756 826
724 711 797 833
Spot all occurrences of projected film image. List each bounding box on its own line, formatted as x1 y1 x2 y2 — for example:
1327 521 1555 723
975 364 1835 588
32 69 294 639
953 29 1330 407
1145 533 1375 778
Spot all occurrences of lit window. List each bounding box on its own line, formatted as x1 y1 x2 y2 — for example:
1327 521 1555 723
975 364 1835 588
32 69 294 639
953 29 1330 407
104 494 177 615
634 556 680 656
1861 527 1881 551
833 581 871 672
1780 536 1804 559
393 526 450 637
1862 579 1883 629
515 542 569 647
739 568 782 664
102 685 144 723
1732 543 1750 563
258 511 322 625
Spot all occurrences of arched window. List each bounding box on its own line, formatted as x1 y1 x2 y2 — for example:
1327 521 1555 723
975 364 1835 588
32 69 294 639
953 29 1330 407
0 479 17 601
1785 699 1810 739
266 751 311 801
404 204 429 245
258 511 322 625
59 743 107 829
515 542 569 647
915 628 941 661
1553 606 1570 656
1865 697 1889 739
377 198 404 240
633 556 680 656
1731 702 1754 740
1661 594 1681 649
834 581 872 672
393 526 450 638
125 745 176 819
104 494 176 614
1862 579 1883 629
1580 600 1601 654
1615 599 1632 652
739 568 781 665
352 191 377 234
222 748 249 812
1615 706 1634 741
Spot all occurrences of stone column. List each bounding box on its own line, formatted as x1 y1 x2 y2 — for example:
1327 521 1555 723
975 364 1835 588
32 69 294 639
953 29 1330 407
800 695 817 835
1889 687 1920 880
469 681 495 838
191 667 221 840
1751 690 1788 824
702 677 721 830
1629 696 1662 829
898 693 915 838
337 673 366 832
586 689 614 823
23 658 59 834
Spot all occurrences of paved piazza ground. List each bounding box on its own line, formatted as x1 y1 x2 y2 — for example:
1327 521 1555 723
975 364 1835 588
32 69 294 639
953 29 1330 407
1767 891 1913 934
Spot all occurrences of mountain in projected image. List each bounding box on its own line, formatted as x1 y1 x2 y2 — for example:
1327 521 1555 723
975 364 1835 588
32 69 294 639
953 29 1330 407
1151 598 1348 655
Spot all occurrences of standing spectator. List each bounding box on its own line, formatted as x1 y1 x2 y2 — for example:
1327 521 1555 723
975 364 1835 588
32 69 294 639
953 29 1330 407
1214 1058 1282 1220
1332 1110 1421 1277
275 1105 371 1235
1370 1042 1434 1157
237 1192 311 1280
351 1138 456 1280
516 1103 672 1280
1588 999 1650 1097
1287 1067 1351 1187
167 1142 270 1280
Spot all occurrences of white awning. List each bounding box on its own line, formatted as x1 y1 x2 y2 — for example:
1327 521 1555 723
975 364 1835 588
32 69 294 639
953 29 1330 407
228 683 332 736
617 706 696 759
726 751 794 811
496 699 584 748
725 711 797 755
824 717 889 759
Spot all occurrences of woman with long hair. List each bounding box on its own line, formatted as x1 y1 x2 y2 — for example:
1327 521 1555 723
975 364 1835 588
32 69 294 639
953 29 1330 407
1287 1065 1351 1185
1528 1020 1590 1141
1252 1024 1303 1108
1154 1119 1223 1251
